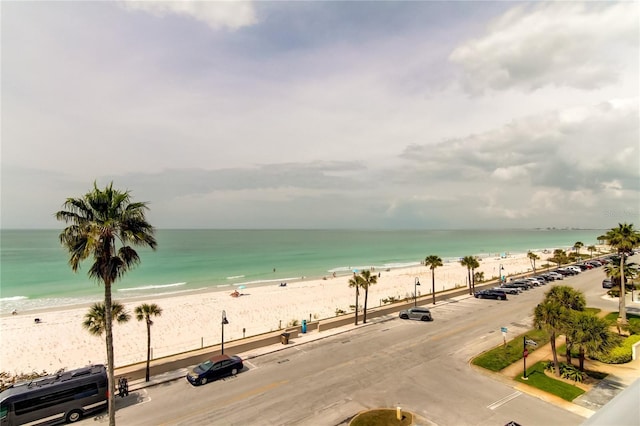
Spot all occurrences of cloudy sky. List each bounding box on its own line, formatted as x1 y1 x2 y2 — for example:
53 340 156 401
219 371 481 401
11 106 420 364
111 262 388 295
2 1 638 230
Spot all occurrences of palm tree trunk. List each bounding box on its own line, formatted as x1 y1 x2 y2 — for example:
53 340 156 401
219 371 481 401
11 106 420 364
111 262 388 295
579 347 585 371
470 268 474 294
431 270 436 305
467 268 472 295
354 287 359 325
565 338 572 365
550 332 560 377
145 320 151 382
619 254 627 324
363 288 369 324
104 281 116 426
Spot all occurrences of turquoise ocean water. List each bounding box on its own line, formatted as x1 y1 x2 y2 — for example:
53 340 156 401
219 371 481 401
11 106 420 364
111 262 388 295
0 229 603 314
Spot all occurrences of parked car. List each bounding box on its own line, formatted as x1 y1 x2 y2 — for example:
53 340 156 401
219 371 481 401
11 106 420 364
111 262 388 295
523 278 543 287
565 266 582 274
505 280 532 290
532 275 549 283
495 286 521 295
602 279 614 289
546 272 564 280
399 307 433 321
540 273 557 281
186 354 243 386
474 289 508 300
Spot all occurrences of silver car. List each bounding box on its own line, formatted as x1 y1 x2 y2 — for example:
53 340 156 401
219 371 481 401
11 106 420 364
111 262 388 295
399 307 433 321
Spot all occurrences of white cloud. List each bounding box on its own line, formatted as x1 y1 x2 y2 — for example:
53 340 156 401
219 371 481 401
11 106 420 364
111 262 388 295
118 0 258 30
450 2 638 94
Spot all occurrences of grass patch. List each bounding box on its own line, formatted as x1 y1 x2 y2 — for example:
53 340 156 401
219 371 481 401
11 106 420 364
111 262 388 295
472 329 549 372
350 409 413 426
603 312 640 325
584 307 601 315
515 361 585 401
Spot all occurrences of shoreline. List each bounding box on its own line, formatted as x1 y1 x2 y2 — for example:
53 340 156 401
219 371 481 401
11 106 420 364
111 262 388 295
1 247 611 375
0 247 569 317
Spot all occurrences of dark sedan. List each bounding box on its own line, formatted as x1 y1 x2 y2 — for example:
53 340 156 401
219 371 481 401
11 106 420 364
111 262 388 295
187 354 243 386
474 289 508 300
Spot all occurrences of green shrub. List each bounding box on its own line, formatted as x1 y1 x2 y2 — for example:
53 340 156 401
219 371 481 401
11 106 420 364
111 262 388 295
544 361 585 383
592 335 640 364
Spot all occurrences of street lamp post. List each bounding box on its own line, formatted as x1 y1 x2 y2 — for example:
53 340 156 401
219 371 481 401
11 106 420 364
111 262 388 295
414 277 420 307
221 310 229 355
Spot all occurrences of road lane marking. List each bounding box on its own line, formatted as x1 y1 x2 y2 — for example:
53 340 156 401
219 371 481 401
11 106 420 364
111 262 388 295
487 391 522 410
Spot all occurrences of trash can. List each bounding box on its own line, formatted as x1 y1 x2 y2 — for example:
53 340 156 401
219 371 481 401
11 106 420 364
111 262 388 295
280 332 290 344
301 320 307 334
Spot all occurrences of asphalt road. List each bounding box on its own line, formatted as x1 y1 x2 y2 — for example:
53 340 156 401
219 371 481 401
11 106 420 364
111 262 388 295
85 262 626 426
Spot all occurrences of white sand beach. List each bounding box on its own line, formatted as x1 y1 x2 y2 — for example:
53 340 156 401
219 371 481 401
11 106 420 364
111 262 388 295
0 250 582 375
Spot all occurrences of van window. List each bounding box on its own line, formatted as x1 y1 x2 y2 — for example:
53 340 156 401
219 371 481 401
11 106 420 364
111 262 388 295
14 383 98 415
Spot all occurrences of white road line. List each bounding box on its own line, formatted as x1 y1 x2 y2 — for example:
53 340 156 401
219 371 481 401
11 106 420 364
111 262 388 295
487 391 522 410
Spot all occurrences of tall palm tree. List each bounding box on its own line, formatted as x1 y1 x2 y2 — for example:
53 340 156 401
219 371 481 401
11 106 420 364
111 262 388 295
533 301 567 377
135 303 163 382
358 270 378 324
573 241 584 258
460 256 475 295
469 257 480 294
56 182 157 426
605 223 640 325
544 286 586 364
424 255 443 305
83 302 131 336
348 273 363 325
567 311 619 371
527 251 540 274
587 245 596 258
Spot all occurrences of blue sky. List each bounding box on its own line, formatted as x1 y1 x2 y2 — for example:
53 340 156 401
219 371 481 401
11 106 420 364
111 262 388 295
2 1 638 229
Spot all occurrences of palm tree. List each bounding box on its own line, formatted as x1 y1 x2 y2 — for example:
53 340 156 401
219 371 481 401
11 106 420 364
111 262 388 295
533 301 567 377
548 249 568 268
587 245 596 258
358 270 378 324
83 302 131 336
567 311 619 371
460 256 475 295
527 251 540 274
56 182 157 426
544 286 586 364
424 255 443 305
573 241 584 258
348 273 363 325
135 303 163 382
469 257 480 294
605 223 640 325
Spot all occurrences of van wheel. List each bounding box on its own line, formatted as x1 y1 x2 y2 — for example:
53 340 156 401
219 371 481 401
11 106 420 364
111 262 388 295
421 316 430 321
498 296 504 300
400 314 409 319
200 377 208 385
66 410 82 423
231 368 238 376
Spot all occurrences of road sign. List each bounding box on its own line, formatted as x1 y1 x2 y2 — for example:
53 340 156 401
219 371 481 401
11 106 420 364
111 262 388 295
525 339 538 347
523 349 529 358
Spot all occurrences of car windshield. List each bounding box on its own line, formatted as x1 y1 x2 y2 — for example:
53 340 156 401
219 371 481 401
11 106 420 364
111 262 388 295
195 360 214 373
